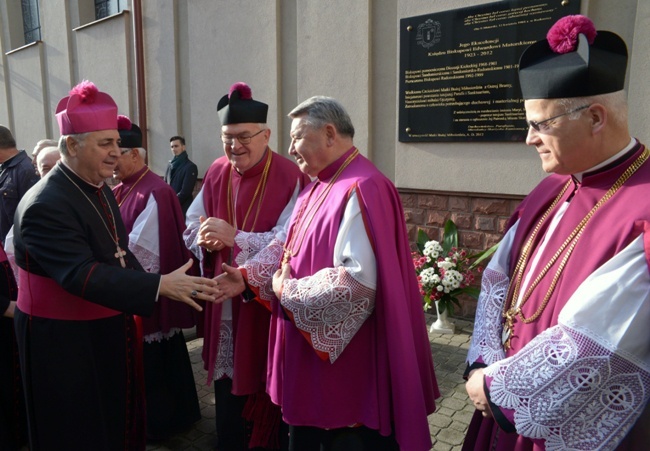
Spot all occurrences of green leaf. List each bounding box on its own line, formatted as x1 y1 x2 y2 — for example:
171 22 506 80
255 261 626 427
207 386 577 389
416 229 429 253
469 241 500 269
437 301 446 314
442 219 458 254
464 286 481 299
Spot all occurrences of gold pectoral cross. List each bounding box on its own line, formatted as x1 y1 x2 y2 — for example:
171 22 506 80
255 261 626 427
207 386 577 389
115 246 127 268
502 307 519 350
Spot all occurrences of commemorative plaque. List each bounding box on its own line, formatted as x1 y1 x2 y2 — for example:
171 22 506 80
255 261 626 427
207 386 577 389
399 0 580 142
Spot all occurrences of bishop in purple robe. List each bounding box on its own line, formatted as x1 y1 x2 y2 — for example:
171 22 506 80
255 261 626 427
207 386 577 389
464 15 650 451
214 96 440 451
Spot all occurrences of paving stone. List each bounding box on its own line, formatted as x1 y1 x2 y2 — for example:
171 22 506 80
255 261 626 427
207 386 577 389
436 406 457 418
440 397 469 412
452 390 470 401
429 413 453 428
437 427 467 446
432 439 453 451
452 409 475 426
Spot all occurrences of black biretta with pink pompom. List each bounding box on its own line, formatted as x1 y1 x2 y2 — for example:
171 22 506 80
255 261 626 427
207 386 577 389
518 15 628 100
117 114 142 149
217 82 268 125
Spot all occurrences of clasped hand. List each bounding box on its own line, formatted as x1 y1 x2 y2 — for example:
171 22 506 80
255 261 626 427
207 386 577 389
197 216 236 252
466 368 492 418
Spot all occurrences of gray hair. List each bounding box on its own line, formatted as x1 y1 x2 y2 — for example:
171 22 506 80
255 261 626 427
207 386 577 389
288 96 355 138
557 90 628 127
59 133 89 156
32 138 58 156
133 147 147 158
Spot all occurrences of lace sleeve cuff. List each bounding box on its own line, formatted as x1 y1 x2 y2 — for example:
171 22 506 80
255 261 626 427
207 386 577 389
280 266 376 363
235 230 278 266
241 238 284 305
183 224 203 261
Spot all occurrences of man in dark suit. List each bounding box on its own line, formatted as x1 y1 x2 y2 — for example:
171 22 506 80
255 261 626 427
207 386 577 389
164 135 198 215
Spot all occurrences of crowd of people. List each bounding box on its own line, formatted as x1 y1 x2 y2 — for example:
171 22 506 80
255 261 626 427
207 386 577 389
1 13 648 451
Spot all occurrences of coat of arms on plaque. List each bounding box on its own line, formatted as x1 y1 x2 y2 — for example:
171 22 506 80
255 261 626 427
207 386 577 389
416 19 441 49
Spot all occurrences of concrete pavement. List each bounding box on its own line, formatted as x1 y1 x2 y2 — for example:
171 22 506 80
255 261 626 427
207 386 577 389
146 315 475 451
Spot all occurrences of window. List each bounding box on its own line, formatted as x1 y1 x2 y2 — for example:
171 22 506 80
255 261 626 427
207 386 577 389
94 0 127 20
21 0 41 44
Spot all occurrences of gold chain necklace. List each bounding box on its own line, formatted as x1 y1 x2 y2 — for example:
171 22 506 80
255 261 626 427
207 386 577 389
502 146 649 350
226 149 272 232
282 148 359 265
116 167 150 207
60 168 128 268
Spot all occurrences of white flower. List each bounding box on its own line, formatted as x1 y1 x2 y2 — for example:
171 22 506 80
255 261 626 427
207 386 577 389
442 269 463 290
437 260 455 271
423 240 443 260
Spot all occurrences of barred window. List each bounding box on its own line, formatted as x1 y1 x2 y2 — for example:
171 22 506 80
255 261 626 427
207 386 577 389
21 0 41 44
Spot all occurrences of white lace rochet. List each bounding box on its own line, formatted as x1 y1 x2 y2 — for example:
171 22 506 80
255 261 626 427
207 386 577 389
281 266 375 363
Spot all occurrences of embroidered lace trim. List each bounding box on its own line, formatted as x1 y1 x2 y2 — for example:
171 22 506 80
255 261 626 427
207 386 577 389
467 268 508 366
143 327 181 344
235 230 277 266
213 319 234 380
183 224 203 261
242 238 284 301
484 325 650 450
130 243 160 274
281 266 376 363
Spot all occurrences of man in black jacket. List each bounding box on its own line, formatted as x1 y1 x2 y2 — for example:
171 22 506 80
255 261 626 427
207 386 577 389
165 135 198 216
0 126 39 244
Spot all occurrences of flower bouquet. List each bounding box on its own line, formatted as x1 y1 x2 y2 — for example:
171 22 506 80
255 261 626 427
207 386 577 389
413 219 496 331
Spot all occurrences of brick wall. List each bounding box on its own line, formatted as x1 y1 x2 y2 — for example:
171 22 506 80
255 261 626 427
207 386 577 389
399 188 524 318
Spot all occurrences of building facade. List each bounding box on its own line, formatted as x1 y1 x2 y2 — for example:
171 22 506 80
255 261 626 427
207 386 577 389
1 0 648 315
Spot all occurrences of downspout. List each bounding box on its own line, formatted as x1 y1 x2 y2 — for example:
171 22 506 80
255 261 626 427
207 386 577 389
133 0 147 154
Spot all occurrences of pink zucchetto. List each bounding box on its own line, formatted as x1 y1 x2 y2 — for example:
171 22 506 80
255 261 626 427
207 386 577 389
55 80 118 135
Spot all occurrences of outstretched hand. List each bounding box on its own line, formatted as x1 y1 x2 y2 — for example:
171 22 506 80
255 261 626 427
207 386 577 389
160 259 219 311
213 263 246 303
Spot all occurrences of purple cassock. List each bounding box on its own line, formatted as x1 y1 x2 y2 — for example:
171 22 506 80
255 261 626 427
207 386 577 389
242 147 440 451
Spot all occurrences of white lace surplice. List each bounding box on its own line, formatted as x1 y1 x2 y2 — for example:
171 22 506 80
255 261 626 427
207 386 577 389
184 180 302 379
466 223 516 367
472 225 650 450
243 191 377 363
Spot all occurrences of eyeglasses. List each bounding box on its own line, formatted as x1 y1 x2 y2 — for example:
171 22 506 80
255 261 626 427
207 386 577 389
221 129 265 146
527 105 591 132
120 148 131 155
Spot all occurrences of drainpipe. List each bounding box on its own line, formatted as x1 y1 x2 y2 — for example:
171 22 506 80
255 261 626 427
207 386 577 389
133 0 147 154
